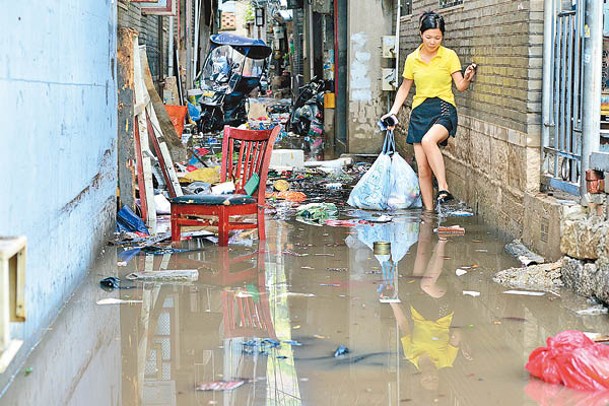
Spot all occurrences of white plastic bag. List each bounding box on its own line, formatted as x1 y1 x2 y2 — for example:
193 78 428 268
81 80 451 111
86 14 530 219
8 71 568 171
346 154 392 210
348 130 421 210
387 152 421 209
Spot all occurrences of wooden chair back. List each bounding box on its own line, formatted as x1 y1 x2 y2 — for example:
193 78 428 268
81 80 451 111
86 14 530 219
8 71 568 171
220 125 280 201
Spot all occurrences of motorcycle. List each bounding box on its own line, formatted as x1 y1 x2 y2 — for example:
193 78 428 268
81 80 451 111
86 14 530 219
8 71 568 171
287 76 329 159
196 33 272 133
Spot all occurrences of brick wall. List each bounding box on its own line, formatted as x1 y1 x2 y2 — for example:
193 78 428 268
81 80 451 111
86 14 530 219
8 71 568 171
118 0 167 81
397 0 544 239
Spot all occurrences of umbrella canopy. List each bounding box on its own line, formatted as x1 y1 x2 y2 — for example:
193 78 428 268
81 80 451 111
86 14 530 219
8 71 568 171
209 33 272 60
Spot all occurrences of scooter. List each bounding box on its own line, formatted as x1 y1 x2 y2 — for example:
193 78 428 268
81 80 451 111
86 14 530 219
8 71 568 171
195 33 272 134
287 76 327 137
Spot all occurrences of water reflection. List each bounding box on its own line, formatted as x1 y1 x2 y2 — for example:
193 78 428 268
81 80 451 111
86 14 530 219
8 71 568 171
389 215 472 400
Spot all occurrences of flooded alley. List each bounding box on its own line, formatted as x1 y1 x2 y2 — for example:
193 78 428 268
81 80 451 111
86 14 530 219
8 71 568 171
3 204 609 405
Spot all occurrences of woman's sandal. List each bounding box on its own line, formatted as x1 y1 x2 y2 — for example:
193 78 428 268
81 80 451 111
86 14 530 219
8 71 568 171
436 190 454 203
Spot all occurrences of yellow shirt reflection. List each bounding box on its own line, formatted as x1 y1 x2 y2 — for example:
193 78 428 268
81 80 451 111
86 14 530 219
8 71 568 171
400 306 459 370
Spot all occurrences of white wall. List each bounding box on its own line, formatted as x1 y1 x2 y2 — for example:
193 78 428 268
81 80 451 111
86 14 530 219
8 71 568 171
0 0 118 389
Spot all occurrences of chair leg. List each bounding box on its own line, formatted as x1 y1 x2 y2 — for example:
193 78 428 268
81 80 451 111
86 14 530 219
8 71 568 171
218 210 230 246
257 207 266 241
171 210 181 242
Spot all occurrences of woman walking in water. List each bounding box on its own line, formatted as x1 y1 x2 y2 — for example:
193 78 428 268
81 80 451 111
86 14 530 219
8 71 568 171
382 11 476 211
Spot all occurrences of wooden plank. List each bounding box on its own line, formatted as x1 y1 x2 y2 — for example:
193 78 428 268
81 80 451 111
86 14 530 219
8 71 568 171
117 28 138 210
133 36 157 232
139 46 186 163
146 107 183 198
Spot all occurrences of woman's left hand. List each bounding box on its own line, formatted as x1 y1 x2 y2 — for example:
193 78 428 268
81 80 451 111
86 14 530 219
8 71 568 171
464 64 477 82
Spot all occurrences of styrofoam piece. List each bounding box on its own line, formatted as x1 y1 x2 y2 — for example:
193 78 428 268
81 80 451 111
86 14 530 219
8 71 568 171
503 290 545 296
269 149 305 170
303 157 353 168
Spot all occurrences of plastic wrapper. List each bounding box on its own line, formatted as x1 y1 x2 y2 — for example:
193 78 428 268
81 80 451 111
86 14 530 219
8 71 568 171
526 330 609 392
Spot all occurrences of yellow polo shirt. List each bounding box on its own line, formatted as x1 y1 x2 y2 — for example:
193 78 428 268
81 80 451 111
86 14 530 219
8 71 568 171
403 45 462 109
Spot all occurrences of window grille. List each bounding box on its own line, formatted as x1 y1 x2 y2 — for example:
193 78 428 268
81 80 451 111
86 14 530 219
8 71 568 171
439 0 463 8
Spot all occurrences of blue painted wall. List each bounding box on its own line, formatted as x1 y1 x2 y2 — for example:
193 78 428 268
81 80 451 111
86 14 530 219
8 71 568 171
0 0 117 389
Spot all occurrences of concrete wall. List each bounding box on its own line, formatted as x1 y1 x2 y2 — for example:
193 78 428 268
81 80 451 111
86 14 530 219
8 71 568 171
347 0 396 153
0 0 117 391
396 1 545 243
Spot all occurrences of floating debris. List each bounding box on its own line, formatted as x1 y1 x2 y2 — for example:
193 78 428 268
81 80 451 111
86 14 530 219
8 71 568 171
125 269 199 282
96 298 143 305
463 290 481 297
196 380 245 391
503 290 545 297
334 345 350 357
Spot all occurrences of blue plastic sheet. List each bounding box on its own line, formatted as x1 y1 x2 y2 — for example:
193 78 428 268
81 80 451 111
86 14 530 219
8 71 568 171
116 205 149 235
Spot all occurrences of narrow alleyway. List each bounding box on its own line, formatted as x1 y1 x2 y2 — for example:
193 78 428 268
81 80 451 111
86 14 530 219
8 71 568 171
2 203 609 405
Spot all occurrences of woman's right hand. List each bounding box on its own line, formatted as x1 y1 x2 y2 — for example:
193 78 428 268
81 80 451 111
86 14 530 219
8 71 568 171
380 113 398 130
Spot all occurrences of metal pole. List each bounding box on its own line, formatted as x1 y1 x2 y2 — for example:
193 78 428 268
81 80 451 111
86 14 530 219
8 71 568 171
168 16 175 76
307 0 314 81
581 0 602 195
541 0 555 173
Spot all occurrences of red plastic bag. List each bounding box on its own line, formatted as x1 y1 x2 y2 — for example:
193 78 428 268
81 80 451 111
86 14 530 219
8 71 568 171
164 105 188 137
526 330 609 392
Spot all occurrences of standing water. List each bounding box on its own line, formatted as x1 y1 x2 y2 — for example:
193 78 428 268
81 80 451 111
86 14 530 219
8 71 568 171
3 208 609 405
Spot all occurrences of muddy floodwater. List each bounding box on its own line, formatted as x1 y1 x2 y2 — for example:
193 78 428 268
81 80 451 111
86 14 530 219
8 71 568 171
4 210 609 406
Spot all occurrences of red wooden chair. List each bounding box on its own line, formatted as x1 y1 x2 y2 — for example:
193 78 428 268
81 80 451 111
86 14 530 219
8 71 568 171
170 125 280 246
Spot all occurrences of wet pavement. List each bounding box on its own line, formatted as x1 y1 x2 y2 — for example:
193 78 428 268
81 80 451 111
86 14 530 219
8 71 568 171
4 205 609 405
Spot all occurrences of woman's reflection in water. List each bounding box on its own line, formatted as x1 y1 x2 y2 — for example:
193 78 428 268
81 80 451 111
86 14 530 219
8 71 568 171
390 214 472 392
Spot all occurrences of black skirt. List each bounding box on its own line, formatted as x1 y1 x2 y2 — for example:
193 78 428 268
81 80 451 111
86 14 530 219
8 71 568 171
407 97 458 146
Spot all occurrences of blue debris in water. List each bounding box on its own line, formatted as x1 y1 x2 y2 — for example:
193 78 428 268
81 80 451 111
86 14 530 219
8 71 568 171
242 338 281 355
334 345 350 357
283 340 303 346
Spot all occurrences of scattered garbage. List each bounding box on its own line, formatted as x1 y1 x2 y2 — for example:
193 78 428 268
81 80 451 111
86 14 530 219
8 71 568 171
184 181 211 195
295 203 338 225
24 367 33 377
96 298 143 305
99 276 135 291
503 290 545 297
242 338 281 355
154 194 171 214
116 205 149 235
576 304 609 316
125 269 199 282
505 239 545 266
266 190 307 202
463 290 481 297
195 380 245 391
493 260 563 291
455 269 468 276
334 345 350 357
435 225 465 236
526 330 609 391
273 179 290 191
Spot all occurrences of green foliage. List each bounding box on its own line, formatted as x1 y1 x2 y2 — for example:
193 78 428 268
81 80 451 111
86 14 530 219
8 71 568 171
245 4 254 23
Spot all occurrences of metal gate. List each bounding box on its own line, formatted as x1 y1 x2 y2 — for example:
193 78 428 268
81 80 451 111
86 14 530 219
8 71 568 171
541 0 603 196
542 2 584 195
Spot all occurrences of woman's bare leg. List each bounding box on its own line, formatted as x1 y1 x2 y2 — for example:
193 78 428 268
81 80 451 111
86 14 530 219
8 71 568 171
413 144 434 210
421 124 450 193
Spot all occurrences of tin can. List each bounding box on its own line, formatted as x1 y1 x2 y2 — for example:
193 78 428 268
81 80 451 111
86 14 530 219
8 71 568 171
373 241 391 256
